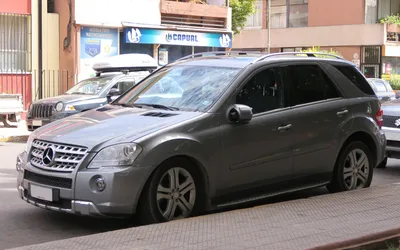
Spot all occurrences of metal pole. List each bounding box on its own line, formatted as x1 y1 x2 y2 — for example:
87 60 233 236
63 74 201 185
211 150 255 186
38 0 43 99
267 0 271 54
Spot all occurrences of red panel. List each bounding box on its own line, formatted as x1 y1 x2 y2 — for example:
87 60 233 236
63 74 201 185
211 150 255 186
0 73 32 120
0 0 31 15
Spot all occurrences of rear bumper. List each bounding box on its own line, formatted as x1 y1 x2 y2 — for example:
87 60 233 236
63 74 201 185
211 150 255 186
382 126 400 159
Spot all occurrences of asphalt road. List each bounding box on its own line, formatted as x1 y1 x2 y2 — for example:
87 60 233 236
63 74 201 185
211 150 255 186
2 142 400 250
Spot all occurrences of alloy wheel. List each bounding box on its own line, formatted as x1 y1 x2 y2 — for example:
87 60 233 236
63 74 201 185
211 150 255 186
156 167 196 220
343 148 370 190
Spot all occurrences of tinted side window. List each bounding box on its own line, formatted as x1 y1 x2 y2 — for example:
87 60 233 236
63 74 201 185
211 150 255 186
236 68 284 114
111 81 136 94
286 65 340 106
334 66 375 95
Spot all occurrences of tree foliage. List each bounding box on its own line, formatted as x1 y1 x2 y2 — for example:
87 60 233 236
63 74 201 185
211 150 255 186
230 0 257 35
301 46 342 58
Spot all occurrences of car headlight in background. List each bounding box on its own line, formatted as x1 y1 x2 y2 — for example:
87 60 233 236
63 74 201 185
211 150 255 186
87 143 142 169
65 104 76 111
28 104 33 113
55 102 64 112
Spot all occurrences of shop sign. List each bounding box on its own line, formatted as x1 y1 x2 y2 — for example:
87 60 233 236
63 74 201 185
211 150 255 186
79 26 119 81
124 27 232 48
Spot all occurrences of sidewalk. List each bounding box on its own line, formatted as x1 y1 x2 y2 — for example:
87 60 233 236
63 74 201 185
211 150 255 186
0 121 30 142
9 184 400 250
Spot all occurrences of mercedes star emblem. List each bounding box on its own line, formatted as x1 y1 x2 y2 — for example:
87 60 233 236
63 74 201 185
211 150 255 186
42 147 55 165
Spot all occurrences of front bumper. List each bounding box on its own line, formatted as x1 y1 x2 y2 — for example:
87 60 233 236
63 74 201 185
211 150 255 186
16 151 151 218
26 112 78 131
382 126 400 159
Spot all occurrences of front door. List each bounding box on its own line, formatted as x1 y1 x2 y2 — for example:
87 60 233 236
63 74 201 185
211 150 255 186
220 66 294 192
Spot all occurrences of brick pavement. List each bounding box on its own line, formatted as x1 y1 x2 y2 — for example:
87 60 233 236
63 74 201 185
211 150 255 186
9 184 400 250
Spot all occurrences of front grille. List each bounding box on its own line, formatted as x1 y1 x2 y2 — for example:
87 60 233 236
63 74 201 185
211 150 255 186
30 104 53 118
383 115 400 129
24 170 72 189
29 140 88 173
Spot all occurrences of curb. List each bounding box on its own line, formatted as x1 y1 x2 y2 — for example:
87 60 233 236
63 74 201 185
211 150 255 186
0 135 29 143
307 227 400 250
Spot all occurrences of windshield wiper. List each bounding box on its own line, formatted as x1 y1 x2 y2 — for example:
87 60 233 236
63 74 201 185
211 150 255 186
134 103 180 111
69 92 87 95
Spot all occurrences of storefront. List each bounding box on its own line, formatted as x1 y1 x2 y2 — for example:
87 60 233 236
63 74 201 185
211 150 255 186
121 27 233 65
382 45 400 83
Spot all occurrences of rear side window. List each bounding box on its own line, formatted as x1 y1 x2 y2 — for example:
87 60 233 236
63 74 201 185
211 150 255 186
285 65 341 106
334 66 375 95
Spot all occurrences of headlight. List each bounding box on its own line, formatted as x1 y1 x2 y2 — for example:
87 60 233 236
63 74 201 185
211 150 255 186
25 136 34 153
87 143 142 169
29 104 33 112
65 104 75 111
55 102 64 112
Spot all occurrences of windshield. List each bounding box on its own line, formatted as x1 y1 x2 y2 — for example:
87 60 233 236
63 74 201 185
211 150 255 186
66 75 115 95
116 65 242 112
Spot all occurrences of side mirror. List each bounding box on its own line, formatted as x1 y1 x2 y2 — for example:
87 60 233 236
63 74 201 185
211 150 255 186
227 104 253 123
107 88 120 103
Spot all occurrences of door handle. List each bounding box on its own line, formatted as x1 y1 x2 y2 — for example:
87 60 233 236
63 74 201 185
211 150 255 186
277 124 292 131
337 109 349 116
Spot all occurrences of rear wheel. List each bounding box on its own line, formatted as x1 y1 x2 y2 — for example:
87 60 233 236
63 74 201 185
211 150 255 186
327 141 373 193
137 158 202 224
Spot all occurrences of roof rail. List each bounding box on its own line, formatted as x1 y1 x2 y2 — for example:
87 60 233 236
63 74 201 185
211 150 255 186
253 52 344 63
176 51 265 62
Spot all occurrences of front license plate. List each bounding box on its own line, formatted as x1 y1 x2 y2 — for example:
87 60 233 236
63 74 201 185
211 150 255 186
32 120 42 126
30 184 53 202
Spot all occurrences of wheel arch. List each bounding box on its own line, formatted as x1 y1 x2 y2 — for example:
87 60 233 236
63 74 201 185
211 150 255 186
340 131 378 167
135 154 211 213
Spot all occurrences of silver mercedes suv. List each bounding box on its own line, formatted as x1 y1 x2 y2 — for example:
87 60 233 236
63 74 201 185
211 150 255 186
16 52 386 224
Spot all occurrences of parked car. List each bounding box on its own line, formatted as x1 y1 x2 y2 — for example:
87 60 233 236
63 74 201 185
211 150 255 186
378 98 400 168
366 78 396 102
26 53 158 131
16 51 386 224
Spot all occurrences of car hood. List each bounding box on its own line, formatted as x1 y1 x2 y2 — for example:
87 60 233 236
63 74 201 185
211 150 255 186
32 94 100 105
30 105 202 150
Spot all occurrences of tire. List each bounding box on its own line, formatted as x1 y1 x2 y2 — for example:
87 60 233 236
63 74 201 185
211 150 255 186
376 157 388 169
327 141 373 193
137 157 203 225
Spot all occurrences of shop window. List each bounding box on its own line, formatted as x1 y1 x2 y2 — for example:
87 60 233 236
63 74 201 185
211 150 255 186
119 32 153 57
0 14 31 72
270 0 308 29
245 0 263 29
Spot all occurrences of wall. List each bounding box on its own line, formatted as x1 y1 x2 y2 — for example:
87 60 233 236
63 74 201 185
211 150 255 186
0 0 30 14
54 0 77 91
308 0 365 27
232 24 385 49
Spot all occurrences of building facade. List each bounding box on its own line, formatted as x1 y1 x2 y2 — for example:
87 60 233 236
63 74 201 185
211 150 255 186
234 0 400 81
54 0 232 83
0 0 32 117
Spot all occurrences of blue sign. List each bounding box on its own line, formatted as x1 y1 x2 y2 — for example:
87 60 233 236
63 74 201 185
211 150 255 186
80 27 119 59
125 27 232 48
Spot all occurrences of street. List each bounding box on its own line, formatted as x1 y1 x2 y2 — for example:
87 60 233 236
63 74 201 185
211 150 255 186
2 142 400 250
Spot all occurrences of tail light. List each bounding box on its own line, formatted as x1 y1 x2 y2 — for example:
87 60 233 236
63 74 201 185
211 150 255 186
375 108 383 128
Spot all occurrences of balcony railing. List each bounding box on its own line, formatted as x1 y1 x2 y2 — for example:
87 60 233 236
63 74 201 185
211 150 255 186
165 0 228 7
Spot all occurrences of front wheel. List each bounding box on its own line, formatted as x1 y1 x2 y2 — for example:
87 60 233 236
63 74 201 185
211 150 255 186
327 141 373 193
137 158 202 224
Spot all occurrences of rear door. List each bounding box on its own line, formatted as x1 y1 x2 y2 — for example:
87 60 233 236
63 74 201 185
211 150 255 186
281 62 350 182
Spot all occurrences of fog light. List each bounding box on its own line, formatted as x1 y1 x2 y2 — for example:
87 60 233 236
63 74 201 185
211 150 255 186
94 177 106 192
